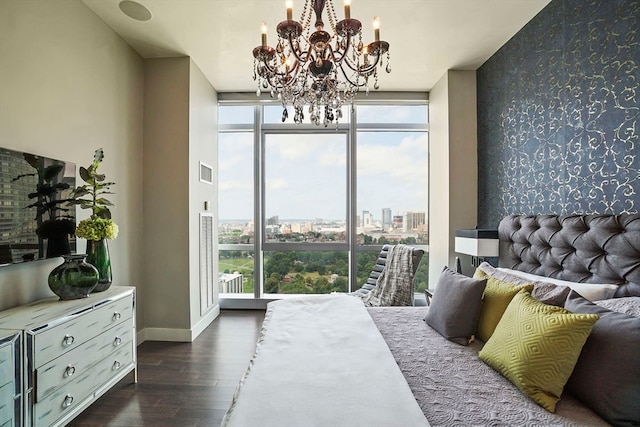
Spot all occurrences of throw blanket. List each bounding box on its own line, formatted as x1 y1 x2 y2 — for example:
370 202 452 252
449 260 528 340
222 295 430 427
364 244 415 306
368 307 608 427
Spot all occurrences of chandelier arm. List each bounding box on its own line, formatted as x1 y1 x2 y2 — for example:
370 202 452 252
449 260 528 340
286 35 312 64
259 59 301 88
336 64 366 88
322 34 352 65
341 53 381 75
321 44 343 66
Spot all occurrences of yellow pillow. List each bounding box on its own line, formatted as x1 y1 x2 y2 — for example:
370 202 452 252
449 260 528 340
479 291 598 412
474 268 534 342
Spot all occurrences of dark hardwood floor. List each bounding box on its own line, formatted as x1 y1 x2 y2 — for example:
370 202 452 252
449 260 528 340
68 309 265 427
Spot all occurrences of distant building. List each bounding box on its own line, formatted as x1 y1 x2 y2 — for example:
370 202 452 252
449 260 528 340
219 272 243 293
382 208 392 230
266 215 279 225
403 211 426 232
265 225 279 235
362 210 373 227
393 215 403 229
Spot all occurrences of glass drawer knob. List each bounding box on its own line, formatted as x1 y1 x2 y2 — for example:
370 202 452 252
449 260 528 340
62 334 75 347
113 312 122 321
113 360 121 370
65 365 76 377
63 394 74 408
114 336 122 346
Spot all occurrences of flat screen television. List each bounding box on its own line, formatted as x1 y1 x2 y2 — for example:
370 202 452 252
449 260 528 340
0 147 76 266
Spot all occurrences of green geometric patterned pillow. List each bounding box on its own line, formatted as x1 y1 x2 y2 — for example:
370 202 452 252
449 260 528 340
478 290 599 412
474 268 534 342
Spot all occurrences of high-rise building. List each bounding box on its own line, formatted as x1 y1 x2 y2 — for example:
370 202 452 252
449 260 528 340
266 215 279 225
402 211 426 231
362 210 373 227
382 208 392 230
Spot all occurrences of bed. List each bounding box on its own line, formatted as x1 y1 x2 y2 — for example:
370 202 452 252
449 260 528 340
222 214 640 427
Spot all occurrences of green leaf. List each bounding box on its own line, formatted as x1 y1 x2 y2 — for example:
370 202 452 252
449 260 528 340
11 172 36 182
93 148 104 164
95 198 114 206
94 173 106 182
72 187 90 197
43 164 64 182
79 167 92 183
53 182 70 191
23 153 40 170
93 206 111 219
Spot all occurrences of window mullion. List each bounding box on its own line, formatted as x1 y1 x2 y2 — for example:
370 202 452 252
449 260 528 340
254 105 263 299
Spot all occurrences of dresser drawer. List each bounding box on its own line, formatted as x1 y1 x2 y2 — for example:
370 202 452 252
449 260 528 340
34 343 134 427
0 345 12 388
36 321 133 401
0 382 13 426
31 295 133 368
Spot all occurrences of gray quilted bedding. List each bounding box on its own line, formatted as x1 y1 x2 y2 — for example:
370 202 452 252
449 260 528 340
367 307 610 427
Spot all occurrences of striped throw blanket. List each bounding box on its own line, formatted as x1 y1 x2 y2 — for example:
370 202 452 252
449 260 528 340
363 244 416 306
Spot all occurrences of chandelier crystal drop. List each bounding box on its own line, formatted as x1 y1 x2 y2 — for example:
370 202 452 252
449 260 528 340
253 0 390 126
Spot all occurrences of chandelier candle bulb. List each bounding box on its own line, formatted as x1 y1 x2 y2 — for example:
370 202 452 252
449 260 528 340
261 22 267 47
373 16 380 41
286 0 293 20
344 0 351 19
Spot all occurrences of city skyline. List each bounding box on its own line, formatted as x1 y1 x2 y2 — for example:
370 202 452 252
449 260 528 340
218 132 428 220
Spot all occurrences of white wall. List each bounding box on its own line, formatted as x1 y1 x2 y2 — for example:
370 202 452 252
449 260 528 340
142 57 191 339
188 60 219 336
428 70 478 286
142 57 218 342
0 0 144 313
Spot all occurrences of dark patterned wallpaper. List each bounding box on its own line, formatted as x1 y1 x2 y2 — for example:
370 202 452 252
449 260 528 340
477 0 639 228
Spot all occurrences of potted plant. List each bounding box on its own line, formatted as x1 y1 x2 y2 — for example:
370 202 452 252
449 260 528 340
72 148 118 291
12 153 76 257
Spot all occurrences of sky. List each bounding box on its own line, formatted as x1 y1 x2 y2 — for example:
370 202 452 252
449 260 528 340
218 105 428 221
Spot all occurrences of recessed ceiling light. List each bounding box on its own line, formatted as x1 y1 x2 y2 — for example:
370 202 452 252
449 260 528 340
119 1 152 21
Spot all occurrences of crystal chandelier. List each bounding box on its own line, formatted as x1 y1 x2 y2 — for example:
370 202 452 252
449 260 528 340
252 0 390 126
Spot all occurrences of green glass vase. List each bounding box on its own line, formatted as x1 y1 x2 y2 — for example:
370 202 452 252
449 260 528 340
86 239 112 292
48 254 99 300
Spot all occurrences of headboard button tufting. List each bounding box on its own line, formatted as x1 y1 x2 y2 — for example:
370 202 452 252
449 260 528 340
499 214 640 298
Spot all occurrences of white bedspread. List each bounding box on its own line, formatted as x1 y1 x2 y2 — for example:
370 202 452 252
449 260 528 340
222 294 430 427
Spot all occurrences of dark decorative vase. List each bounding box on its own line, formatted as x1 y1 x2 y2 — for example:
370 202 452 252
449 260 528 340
86 239 112 292
48 254 99 300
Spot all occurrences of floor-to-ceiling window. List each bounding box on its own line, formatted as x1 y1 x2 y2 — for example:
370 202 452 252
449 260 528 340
218 97 428 301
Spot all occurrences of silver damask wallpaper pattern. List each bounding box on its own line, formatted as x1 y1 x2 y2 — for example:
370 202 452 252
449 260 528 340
477 0 639 227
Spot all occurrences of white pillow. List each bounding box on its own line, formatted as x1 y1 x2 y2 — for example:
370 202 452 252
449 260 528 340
496 268 618 301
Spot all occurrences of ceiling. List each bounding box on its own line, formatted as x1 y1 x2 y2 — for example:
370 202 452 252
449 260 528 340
81 0 551 93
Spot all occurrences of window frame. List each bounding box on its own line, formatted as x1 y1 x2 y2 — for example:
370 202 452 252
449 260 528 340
218 96 429 303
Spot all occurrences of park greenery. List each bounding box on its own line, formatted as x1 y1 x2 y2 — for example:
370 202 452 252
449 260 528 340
220 246 428 295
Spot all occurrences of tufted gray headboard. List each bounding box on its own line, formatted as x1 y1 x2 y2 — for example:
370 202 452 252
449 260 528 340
498 214 640 297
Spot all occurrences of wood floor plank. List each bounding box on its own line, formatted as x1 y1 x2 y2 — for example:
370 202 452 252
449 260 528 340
68 309 265 427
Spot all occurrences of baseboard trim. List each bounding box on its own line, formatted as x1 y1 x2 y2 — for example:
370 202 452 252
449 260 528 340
136 304 220 343
192 304 220 341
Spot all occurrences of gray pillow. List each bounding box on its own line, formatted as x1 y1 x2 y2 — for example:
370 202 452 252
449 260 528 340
595 296 640 318
424 267 487 345
564 291 640 426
